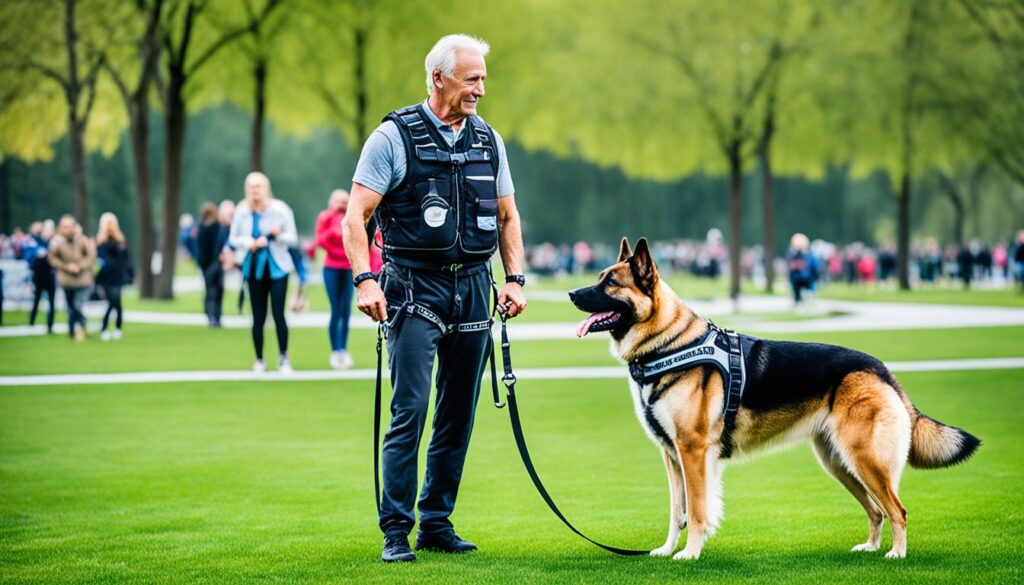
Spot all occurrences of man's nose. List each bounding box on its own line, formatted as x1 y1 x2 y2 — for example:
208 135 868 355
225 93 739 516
475 81 485 96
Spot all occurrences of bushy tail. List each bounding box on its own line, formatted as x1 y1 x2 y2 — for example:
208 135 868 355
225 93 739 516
909 412 981 469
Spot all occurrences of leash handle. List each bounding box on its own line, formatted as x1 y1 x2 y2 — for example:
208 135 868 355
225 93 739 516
498 311 649 556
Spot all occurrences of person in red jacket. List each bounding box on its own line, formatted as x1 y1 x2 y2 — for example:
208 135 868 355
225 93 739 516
316 189 382 368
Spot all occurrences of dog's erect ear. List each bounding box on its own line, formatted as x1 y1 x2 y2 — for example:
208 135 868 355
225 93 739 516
617 237 632 262
630 237 659 294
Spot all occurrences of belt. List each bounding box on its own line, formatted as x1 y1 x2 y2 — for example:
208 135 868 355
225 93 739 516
389 257 489 275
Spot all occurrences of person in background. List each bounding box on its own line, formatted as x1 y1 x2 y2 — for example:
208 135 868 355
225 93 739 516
1013 230 1024 291
95 212 132 341
179 213 197 261
288 242 310 313
786 233 818 306
229 172 298 374
24 221 57 333
315 189 356 369
196 202 227 327
49 215 95 341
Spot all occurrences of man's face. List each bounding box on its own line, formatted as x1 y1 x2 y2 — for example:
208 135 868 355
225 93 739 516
58 218 75 237
437 50 487 118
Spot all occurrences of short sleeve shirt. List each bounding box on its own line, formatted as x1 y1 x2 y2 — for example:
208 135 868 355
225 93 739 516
352 100 515 198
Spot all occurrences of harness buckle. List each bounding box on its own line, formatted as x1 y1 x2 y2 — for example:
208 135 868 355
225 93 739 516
442 263 464 272
501 372 517 387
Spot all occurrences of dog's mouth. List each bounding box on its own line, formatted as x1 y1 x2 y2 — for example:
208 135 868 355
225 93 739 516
576 311 623 337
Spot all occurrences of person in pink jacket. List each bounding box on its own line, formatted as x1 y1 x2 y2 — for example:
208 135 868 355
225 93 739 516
316 189 382 368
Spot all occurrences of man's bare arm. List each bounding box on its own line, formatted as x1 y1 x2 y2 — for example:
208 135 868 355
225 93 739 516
342 183 387 321
496 194 527 317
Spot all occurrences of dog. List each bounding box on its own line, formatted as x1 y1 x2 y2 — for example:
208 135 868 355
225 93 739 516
568 237 979 560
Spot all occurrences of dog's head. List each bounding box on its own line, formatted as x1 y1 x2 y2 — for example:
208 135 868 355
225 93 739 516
569 237 660 339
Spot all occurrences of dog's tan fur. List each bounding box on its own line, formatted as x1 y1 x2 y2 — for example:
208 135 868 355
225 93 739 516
586 238 977 560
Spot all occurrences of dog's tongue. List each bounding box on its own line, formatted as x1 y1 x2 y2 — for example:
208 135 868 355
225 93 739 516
577 311 616 338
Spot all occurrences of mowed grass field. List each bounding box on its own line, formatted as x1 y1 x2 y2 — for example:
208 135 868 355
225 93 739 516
2 292 1023 583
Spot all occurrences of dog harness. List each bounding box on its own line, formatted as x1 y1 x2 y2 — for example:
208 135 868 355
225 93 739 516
628 324 752 458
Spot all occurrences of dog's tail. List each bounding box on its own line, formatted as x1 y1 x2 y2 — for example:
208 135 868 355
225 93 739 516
908 410 981 469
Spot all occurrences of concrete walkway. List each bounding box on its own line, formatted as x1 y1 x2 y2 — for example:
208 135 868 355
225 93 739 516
1 356 1022 387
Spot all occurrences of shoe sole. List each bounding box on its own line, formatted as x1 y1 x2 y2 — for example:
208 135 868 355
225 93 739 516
414 545 477 553
381 554 416 563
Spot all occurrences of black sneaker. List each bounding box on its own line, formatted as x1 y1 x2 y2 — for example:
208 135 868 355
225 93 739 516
381 534 416 563
415 530 478 553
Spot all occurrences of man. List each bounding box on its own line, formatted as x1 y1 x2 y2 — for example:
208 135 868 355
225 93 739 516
342 34 527 563
48 215 96 341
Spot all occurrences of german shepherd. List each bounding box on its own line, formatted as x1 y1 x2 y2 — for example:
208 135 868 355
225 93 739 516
568 238 979 560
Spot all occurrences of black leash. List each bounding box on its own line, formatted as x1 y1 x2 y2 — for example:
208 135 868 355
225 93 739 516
494 310 648 556
371 293 648 555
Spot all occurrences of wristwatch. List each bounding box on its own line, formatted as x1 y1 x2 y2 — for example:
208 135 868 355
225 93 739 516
505 274 526 286
353 271 377 286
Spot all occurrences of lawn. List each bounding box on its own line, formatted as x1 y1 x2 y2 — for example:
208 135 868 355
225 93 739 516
0 367 1020 584
2 285 1023 583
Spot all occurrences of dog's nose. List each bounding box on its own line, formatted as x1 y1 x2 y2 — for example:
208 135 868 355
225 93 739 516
568 289 578 302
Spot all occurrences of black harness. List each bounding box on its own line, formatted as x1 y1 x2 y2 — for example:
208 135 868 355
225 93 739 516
628 324 751 459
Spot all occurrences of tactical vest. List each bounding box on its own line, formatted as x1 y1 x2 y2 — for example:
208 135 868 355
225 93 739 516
376 104 501 266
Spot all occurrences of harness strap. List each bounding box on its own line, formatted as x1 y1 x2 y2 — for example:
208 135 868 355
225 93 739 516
373 323 386 513
495 313 649 556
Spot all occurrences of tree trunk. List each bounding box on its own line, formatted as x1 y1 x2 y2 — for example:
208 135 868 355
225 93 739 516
897 171 911 290
130 105 156 297
728 140 743 303
156 72 187 299
250 57 267 172
758 97 776 294
353 26 367 142
64 0 90 231
68 118 90 230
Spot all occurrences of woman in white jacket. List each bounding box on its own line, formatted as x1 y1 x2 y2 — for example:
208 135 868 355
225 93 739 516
229 172 298 373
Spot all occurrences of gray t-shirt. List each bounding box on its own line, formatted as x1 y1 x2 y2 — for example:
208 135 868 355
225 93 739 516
352 103 515 198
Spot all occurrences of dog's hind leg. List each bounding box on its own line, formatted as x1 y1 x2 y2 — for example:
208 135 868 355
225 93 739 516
651 449 686 557
832 373 911 558
812 435 883 552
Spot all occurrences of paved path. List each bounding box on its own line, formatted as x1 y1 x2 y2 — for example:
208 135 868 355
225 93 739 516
2 296 1023 339
1 356 1021 387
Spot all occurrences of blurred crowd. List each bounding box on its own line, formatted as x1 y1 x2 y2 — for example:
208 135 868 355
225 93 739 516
523 228 1024 292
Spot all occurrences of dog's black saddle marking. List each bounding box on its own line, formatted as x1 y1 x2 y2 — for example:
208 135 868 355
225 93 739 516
629 324 755 458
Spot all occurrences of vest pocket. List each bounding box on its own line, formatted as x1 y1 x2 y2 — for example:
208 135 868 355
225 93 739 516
414 178 457 249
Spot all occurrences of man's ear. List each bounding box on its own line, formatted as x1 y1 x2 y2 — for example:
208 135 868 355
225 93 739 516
630 237 659 294
433 70 443 89
617 237 632 262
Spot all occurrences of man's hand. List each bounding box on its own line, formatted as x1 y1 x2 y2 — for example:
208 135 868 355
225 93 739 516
269 226 281 237
66 263 80 275
356 279 388 322
497 282 526 318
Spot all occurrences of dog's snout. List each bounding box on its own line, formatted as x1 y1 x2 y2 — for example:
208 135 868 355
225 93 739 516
568 289 578 302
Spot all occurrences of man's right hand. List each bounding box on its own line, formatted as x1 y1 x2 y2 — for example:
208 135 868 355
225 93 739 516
356 279 388 322
67 263 80 274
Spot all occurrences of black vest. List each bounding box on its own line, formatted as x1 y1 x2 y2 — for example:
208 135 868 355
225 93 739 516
376 104 501 265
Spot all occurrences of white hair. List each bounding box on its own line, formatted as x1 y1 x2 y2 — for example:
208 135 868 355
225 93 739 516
424 34 490 95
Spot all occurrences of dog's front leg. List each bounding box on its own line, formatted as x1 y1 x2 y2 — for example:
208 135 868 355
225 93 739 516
673 439 708 560
651 448 686 557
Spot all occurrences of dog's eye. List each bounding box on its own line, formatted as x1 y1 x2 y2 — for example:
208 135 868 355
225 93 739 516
606 277 619 287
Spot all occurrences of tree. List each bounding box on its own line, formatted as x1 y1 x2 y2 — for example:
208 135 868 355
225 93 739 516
103 0 164 298
0 0 111 231
154 0 275 299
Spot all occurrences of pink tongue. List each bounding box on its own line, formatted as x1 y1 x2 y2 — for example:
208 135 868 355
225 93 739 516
577 311 615 338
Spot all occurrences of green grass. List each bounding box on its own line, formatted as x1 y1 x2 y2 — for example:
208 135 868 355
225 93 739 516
1 368 1021 583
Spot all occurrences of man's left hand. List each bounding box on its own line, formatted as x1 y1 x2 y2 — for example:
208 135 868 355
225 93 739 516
497 283 526 319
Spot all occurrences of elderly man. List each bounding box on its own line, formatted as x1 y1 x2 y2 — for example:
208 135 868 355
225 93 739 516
343 34 527 563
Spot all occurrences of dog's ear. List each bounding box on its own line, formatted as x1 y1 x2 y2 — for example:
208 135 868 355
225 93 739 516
617 237 632 262
630 237 659 294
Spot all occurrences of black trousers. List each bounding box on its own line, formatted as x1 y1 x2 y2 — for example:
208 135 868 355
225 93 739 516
248 271 288 360
30 280 56 331
378 263 493 537
203 263 225 325
100 284 123 331
64 286 87 337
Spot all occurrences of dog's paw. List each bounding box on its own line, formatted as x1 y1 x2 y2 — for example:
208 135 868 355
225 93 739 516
851 542 880 553
884 549 906 559
650 545 675 557
672 548 701 561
